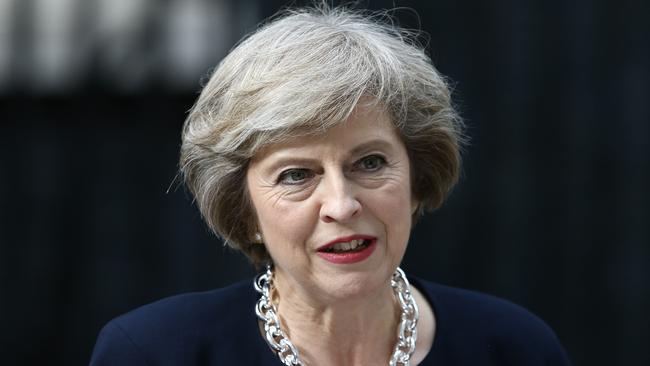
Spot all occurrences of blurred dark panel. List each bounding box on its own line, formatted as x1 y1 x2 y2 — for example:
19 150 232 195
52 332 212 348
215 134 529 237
0 94 256 364
1 0 649 365
0 0 258 94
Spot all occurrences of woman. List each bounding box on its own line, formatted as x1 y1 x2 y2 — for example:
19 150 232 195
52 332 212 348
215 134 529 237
90 5 571 366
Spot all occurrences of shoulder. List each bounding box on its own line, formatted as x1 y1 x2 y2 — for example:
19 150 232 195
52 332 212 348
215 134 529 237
411 277 572 365
90 280 260 365
111 279 252 332
416 278 550 333
105 280 253 342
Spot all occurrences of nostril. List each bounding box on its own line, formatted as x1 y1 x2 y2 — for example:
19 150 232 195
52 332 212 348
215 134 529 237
320 197 362 223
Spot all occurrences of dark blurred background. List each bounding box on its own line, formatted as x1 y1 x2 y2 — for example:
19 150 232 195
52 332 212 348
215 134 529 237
1 0 648 365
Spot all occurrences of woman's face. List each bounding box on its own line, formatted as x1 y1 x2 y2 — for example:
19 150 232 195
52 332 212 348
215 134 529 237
246 104 415 301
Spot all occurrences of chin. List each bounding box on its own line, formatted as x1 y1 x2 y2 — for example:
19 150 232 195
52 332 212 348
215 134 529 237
316 266 392 301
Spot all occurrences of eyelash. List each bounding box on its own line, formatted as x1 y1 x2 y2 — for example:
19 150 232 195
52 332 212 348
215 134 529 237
354 154 387 172
276 154 388 185
277 169 313 185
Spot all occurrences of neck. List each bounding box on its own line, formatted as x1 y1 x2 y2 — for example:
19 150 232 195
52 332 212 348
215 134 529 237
272 270 400 366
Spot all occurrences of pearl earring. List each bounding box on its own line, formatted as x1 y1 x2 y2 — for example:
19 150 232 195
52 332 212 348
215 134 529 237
254 232 263 243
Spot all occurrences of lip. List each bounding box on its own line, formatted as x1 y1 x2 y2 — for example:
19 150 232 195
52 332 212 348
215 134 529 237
316 235 377 264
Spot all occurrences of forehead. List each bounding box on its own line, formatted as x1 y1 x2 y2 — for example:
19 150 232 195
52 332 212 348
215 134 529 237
251 104 402 162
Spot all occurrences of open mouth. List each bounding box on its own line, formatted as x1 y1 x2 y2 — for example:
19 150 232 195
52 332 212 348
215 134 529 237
316 237 377 264
320 239 372 254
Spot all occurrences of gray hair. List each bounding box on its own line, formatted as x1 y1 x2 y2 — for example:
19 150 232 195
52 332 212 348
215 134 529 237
180 5 464 266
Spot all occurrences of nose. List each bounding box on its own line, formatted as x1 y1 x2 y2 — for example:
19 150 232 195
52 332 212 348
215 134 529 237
318 172 362 223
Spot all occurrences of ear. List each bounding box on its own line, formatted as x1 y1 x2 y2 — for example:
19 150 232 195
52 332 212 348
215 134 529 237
411 198 419 215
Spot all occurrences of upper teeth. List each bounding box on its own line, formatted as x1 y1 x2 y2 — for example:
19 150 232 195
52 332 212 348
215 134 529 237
331 239 365 251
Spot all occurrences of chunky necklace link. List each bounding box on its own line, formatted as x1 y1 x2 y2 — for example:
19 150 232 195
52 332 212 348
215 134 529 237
254 266 419 366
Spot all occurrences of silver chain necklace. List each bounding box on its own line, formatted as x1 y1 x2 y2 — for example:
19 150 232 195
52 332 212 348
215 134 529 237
254 266 419 366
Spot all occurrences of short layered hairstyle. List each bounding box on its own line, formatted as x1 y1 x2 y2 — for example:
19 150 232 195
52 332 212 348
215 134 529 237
180 5 464 266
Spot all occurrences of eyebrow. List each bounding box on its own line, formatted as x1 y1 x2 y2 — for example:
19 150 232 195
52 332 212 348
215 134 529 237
348 139 394 156
259 138 396 175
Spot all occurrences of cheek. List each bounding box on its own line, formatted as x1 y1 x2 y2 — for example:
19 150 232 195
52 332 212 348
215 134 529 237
246 171 313 246
370 181 413 238
256 200 318 255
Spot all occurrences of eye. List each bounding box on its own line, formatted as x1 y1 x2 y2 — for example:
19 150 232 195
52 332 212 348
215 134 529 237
356 154 386 172
277 168 313 185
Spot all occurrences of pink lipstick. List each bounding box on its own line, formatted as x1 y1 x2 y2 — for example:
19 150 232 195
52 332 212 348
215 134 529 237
316 235 377 264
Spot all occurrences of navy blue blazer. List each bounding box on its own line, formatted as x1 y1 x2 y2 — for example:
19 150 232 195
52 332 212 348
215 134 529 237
90 277 571 365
